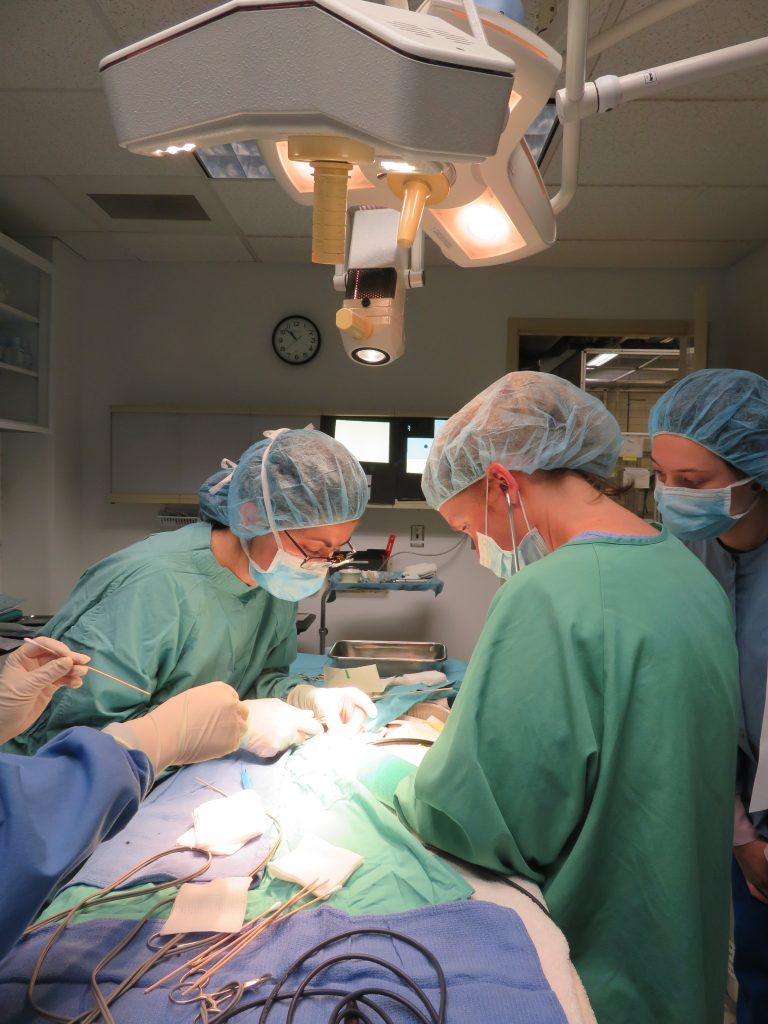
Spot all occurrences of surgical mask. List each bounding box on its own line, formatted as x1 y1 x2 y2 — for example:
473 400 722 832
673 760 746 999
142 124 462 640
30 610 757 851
241 539 327 600
476 479 550 580
655 477 759 541
240 428 328 601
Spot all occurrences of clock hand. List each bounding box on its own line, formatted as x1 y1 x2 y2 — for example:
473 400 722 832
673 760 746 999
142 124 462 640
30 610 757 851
288 330 300 341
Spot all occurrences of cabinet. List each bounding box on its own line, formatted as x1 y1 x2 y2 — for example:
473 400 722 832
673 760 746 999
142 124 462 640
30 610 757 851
0 232 52 432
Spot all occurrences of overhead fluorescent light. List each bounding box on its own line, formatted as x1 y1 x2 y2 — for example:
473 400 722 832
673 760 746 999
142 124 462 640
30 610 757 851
586 352 619 368
195 141 273 179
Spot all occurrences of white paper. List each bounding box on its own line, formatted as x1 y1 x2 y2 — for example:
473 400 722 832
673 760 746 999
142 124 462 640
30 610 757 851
175 790 270 856
384 670 447 689
161 877 251 935
269 835 363 897
323 663 381 694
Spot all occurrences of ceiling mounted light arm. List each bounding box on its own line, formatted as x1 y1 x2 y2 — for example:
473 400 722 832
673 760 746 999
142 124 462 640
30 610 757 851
558 34 768 122
549 0 589 216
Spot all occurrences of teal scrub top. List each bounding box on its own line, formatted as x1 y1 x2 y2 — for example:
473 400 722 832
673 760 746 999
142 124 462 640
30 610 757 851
394 527 740 1024
3 523 298 756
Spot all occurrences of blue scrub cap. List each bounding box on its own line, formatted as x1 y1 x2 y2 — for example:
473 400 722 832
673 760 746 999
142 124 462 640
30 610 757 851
198 460 237 526
422 371 622 508
649 369 768 488
226 428 368 539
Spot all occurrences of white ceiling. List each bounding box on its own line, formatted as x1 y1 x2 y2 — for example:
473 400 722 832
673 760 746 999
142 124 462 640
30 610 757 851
0 0 766 268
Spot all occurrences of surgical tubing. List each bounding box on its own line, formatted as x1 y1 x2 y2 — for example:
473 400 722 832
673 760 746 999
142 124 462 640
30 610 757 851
311 161 350 264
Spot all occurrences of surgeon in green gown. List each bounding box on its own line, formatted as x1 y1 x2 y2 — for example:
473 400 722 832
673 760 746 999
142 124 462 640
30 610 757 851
393 372 740 1024
3 428 374 756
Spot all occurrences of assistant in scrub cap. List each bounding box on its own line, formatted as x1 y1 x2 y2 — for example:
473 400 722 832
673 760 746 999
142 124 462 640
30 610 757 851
422 371 622 509
227 428 368 539
649 368 768 488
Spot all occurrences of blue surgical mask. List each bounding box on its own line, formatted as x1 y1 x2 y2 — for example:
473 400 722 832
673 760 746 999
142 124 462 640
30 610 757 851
241 538 327 600
655 477 758 541
476 480 550 580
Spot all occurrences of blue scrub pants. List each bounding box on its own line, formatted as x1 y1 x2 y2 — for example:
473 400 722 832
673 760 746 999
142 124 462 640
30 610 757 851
732 858 768 1023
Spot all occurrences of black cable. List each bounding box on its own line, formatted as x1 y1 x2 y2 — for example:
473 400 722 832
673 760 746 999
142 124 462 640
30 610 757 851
212 988 425 1024
259 927 445 1024
284 954 438 1024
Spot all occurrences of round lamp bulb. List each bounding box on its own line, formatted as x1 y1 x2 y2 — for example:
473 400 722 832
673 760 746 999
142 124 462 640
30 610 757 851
460 203 508 243
353 348 389 364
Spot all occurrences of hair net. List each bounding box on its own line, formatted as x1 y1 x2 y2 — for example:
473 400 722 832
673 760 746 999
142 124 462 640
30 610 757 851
226 428 368 539
422 371 622 508
649 368 768 488
198 461 237 526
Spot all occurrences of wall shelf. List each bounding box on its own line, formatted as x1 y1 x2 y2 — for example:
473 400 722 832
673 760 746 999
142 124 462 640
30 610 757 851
0 362 38 378
0 302 39 325
0 232 51 432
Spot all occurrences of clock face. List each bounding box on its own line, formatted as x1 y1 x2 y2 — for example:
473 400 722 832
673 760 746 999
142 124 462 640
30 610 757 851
272 316 321 365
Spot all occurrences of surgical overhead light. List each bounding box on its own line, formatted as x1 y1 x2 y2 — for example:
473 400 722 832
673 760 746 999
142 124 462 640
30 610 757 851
99 0 768 365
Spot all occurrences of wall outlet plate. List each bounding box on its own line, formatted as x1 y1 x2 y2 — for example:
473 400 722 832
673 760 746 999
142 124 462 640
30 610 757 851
410 524 425 547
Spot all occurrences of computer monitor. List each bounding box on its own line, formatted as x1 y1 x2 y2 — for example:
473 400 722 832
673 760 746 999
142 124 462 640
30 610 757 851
405 419 449 475
333 418 390 464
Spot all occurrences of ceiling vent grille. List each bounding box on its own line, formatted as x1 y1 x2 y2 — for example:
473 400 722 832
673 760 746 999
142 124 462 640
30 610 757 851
88 194 210 220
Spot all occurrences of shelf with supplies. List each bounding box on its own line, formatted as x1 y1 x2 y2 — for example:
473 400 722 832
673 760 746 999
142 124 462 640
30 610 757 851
0 232 51 433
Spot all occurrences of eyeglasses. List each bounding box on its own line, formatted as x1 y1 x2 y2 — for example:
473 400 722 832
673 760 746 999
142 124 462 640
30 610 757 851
284 531 357 569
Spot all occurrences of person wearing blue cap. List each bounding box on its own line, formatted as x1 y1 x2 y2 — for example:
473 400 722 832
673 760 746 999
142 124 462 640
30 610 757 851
650 368 768 1024
394 371 740 1024
1 428 375 758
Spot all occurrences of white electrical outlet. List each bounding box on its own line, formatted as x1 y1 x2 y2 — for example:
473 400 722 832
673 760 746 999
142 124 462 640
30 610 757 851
410 525 425 547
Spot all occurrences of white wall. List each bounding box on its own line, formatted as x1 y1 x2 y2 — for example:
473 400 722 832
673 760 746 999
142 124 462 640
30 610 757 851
2 246 722 659
710 242 768 376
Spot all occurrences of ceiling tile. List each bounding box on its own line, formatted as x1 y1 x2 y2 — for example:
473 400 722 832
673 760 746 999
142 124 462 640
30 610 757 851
0 91 202 177
551 100 768 187
555 185 768 241
522 238 758 268
245 237 312 263
94 0 221 44
116 233 253 261
211 181 314 236
58 232 136 260
0 176 101 232
0 0 119 89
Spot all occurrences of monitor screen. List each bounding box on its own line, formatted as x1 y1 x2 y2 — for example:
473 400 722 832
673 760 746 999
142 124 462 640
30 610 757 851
405 419 449 474
406 436 433 475
334 418 390 464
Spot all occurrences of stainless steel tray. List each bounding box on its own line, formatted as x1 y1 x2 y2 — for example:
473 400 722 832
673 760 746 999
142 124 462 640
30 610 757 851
327 640 447 676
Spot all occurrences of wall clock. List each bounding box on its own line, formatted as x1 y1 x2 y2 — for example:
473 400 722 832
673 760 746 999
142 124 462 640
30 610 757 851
272 316 321 365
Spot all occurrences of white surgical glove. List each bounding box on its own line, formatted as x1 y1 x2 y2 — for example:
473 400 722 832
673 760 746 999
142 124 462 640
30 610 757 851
239 698 323 758
287 684 377 733
103 681 248 775
0 637 90 744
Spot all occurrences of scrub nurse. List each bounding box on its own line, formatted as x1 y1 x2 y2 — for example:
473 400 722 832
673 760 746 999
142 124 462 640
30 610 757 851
2 428 374 756
649 368 768 1024
394 371 740 1024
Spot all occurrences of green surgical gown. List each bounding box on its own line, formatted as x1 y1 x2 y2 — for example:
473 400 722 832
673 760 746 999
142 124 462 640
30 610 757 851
394 527 739 1024
3 523 298 756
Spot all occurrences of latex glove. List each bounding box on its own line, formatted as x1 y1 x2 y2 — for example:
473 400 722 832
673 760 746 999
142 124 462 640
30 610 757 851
734 838 768 904
287 684 377 733
103 681 248 775
239 698 323 758
734 795 760 846
0 637 90 744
